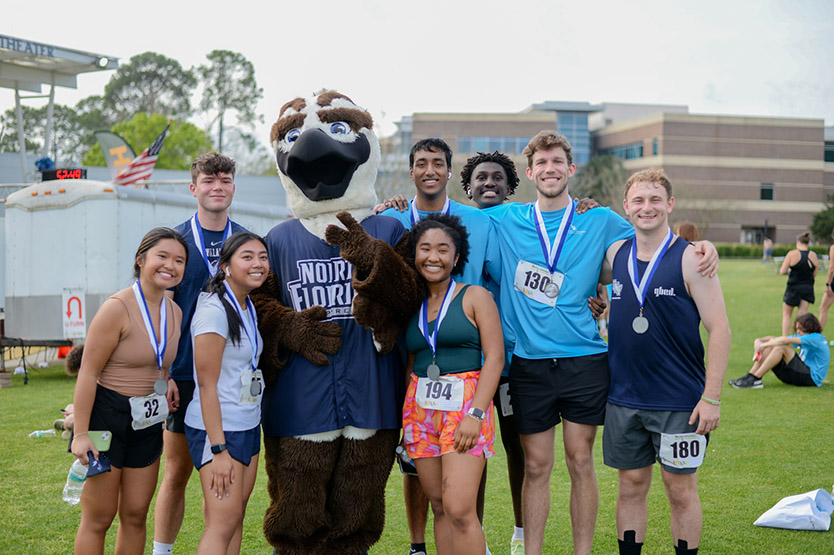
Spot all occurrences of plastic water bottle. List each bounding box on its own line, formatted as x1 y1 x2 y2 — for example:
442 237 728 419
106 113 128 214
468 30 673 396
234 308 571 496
62 459 88 505
28 429 57 438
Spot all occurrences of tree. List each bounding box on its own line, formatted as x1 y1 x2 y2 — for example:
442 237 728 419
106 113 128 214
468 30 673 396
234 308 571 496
103 52 196 121
198 50 263 153
0 104 88 165
811 194 834 244
83 113 213 171
572 154 628 214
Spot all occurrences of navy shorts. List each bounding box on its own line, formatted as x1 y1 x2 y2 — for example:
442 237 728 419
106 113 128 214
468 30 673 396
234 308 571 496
773 353 817 386
165 379 195 433
84 385 163 469
184 425 261 470
509 353 609 434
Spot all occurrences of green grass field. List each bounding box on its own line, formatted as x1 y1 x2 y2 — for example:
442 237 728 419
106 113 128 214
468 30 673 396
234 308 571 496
2 259 833 554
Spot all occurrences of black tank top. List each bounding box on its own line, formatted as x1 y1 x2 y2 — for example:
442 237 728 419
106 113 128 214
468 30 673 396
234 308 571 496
787 250 815 287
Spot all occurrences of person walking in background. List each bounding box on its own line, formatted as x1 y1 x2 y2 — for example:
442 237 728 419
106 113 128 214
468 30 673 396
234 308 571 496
817 231 834 331
780 232 818 336
184 232 268 554
70 228 186 555
762 237 773 263
730 313 829 389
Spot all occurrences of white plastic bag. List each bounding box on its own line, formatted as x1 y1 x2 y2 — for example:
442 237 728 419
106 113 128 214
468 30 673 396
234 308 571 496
753 489 834 531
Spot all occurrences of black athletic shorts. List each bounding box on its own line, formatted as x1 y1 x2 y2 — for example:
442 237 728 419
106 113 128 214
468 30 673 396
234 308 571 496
165 379 195 433
784 284 815 306
773 353 817 386
87 384 164 468
509 352 609 435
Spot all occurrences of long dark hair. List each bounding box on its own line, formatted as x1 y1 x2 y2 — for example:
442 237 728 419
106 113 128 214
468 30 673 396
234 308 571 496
133 227 189 279
206 231 268 346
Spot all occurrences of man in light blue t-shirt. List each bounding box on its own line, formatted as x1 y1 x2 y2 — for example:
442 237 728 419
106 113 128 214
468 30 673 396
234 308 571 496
731 312 830 388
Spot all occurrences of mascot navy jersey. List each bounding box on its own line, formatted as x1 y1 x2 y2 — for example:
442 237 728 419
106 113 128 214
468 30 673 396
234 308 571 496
261 216 407 437
607 237 705 411
486 202 632 359
381 199 494 287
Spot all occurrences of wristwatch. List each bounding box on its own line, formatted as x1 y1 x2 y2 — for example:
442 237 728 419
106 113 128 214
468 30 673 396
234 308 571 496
210 443 228 455
467 407 485 422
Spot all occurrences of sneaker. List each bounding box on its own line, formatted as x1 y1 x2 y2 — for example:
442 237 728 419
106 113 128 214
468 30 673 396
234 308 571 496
511 538 524 555
730 374 763 389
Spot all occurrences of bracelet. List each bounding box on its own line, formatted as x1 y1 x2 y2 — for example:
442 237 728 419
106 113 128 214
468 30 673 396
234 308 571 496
74 431 89 438
701 395 721 406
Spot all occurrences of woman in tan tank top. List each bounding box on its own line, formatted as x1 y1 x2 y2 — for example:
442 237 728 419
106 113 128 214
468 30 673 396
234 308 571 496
70 228 187 555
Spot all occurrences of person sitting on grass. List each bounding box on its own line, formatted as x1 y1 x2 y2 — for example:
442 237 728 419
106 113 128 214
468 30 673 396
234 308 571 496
730 313 829 389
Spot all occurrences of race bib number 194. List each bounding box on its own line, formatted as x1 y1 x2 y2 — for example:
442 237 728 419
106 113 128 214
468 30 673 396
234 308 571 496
416 376 465 411
659 433 706 469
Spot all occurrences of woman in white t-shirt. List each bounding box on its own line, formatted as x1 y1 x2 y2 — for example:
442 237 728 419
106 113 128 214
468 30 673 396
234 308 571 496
184 232 268 554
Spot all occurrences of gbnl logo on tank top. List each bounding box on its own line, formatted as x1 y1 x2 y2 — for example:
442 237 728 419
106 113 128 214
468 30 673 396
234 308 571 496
287 257 355 319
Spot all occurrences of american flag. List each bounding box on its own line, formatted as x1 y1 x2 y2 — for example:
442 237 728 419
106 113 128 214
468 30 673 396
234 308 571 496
113 123 170 186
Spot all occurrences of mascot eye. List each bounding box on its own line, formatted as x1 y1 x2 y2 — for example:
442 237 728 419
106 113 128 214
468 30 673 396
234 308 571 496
286 129 301 143
329 122 349 135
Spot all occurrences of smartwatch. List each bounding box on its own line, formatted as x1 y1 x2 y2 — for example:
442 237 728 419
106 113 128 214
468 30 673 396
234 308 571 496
467 407 485 422
210 443 228 455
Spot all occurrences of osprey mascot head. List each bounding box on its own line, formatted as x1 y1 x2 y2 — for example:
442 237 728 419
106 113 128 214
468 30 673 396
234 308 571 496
252 91 421 555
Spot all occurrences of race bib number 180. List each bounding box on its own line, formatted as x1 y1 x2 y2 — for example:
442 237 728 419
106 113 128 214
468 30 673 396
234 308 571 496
129 393 169 430
659 433 706 469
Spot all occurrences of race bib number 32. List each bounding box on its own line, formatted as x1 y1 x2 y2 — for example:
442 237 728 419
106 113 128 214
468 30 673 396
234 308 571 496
659 433 706 469
129 393 169 430
416 376 465 411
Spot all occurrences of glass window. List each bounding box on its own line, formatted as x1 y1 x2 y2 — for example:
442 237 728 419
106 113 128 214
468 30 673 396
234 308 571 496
458 137 471 153
488 138 502 152
652 138 658 156
825 145 834 162
760 183 774 201
473 137 488 152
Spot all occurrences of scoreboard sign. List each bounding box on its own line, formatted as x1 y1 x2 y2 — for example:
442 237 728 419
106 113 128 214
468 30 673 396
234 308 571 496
41 168 87 181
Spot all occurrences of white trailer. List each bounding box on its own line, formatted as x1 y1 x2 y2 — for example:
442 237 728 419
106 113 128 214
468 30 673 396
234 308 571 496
4 179 290 340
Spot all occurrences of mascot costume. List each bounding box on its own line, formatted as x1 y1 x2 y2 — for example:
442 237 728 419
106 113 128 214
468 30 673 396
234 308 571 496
252 91 421 554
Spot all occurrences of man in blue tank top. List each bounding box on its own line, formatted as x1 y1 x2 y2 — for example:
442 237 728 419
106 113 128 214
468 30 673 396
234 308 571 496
602 169 731 555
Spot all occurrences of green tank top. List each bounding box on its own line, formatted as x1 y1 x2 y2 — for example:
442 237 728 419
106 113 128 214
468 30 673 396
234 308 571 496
406 285 482 377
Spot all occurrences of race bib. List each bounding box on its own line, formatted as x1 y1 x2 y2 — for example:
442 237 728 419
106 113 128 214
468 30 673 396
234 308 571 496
239 369 265 405
416 376 465 411
128 393 168 430
659 433 706 469
514 260 565 308
498 382 513 417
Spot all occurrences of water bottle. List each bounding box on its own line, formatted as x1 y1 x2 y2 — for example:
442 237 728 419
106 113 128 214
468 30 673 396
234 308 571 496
62 459 88 505
28 429 57 438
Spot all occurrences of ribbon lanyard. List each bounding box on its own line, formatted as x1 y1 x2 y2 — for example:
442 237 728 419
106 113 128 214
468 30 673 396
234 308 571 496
409 196 451 228
533 199 574 273
418 279 457 361
132 281 167 377
223 282 259 371
627 228 674 311
191 212 232 276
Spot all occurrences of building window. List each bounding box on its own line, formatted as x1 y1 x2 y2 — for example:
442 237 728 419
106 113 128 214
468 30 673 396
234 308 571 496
557 112 590 165
760 183 774 201
652 138 658 156
825 144 834 162
456 136 532 155
598 142 644 160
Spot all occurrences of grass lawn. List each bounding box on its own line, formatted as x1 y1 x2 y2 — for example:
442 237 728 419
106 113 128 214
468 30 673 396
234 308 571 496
2 259 833 554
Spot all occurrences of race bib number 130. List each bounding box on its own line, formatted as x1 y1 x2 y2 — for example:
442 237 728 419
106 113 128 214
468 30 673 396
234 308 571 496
514 260 565 308
659 433 706 469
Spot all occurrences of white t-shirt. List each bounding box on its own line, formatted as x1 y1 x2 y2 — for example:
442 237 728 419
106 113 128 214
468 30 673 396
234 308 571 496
185 292 263 431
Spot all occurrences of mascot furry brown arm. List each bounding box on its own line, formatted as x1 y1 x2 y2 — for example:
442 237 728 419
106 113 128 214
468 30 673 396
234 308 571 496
253 91 421 555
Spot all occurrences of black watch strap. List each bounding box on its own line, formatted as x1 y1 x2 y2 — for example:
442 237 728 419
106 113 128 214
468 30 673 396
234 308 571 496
210 443 227 455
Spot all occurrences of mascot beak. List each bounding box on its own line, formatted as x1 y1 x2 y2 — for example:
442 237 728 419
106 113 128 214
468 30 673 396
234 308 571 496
276 128 371 202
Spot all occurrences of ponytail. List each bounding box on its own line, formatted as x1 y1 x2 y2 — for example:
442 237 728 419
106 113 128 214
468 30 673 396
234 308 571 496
207 269 242 346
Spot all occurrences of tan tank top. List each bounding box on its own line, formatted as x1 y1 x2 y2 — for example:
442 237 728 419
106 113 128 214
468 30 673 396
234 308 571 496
97 287 181 397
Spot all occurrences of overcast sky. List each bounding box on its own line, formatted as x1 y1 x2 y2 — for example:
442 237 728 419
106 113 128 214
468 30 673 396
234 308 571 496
3 0 832 143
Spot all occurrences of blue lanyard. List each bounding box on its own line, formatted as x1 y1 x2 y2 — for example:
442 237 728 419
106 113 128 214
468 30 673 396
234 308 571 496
533 200 574 274
223 282 259 371
190 212 232 276
409 196 450 228
627 228 674 308
417 280 456 358
132 281 167 374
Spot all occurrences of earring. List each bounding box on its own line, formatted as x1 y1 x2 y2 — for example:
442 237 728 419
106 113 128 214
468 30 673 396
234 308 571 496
448 172 452 179
466 188 473 200
224 267 230 277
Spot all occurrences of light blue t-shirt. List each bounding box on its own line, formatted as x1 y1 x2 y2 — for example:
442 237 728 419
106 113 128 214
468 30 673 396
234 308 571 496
792 332 829 386
381 198 493 287
486 202 633 359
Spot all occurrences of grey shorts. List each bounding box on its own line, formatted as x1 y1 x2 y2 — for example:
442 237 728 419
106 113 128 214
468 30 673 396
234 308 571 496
603 403 708 475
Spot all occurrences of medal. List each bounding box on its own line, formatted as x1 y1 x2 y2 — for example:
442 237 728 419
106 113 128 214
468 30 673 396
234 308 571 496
191 213 232 276
533 199 574 299
250 379 262 397
418 279 456 380
632 315 649 334
154 378 168 395
409 196 450 227
223 282 262 392
627 229 674 336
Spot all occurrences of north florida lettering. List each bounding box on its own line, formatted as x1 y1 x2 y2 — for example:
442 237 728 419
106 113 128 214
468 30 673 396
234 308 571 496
287 257 355 319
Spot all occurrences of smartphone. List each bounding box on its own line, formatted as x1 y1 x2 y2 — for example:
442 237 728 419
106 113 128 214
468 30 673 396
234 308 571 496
88 430 112 452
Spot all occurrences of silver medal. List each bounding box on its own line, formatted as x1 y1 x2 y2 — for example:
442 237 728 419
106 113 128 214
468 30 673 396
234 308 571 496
544 282 560 298
250 379 262 397
427 363 441 381
154 378 168 396
632 316 649 334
